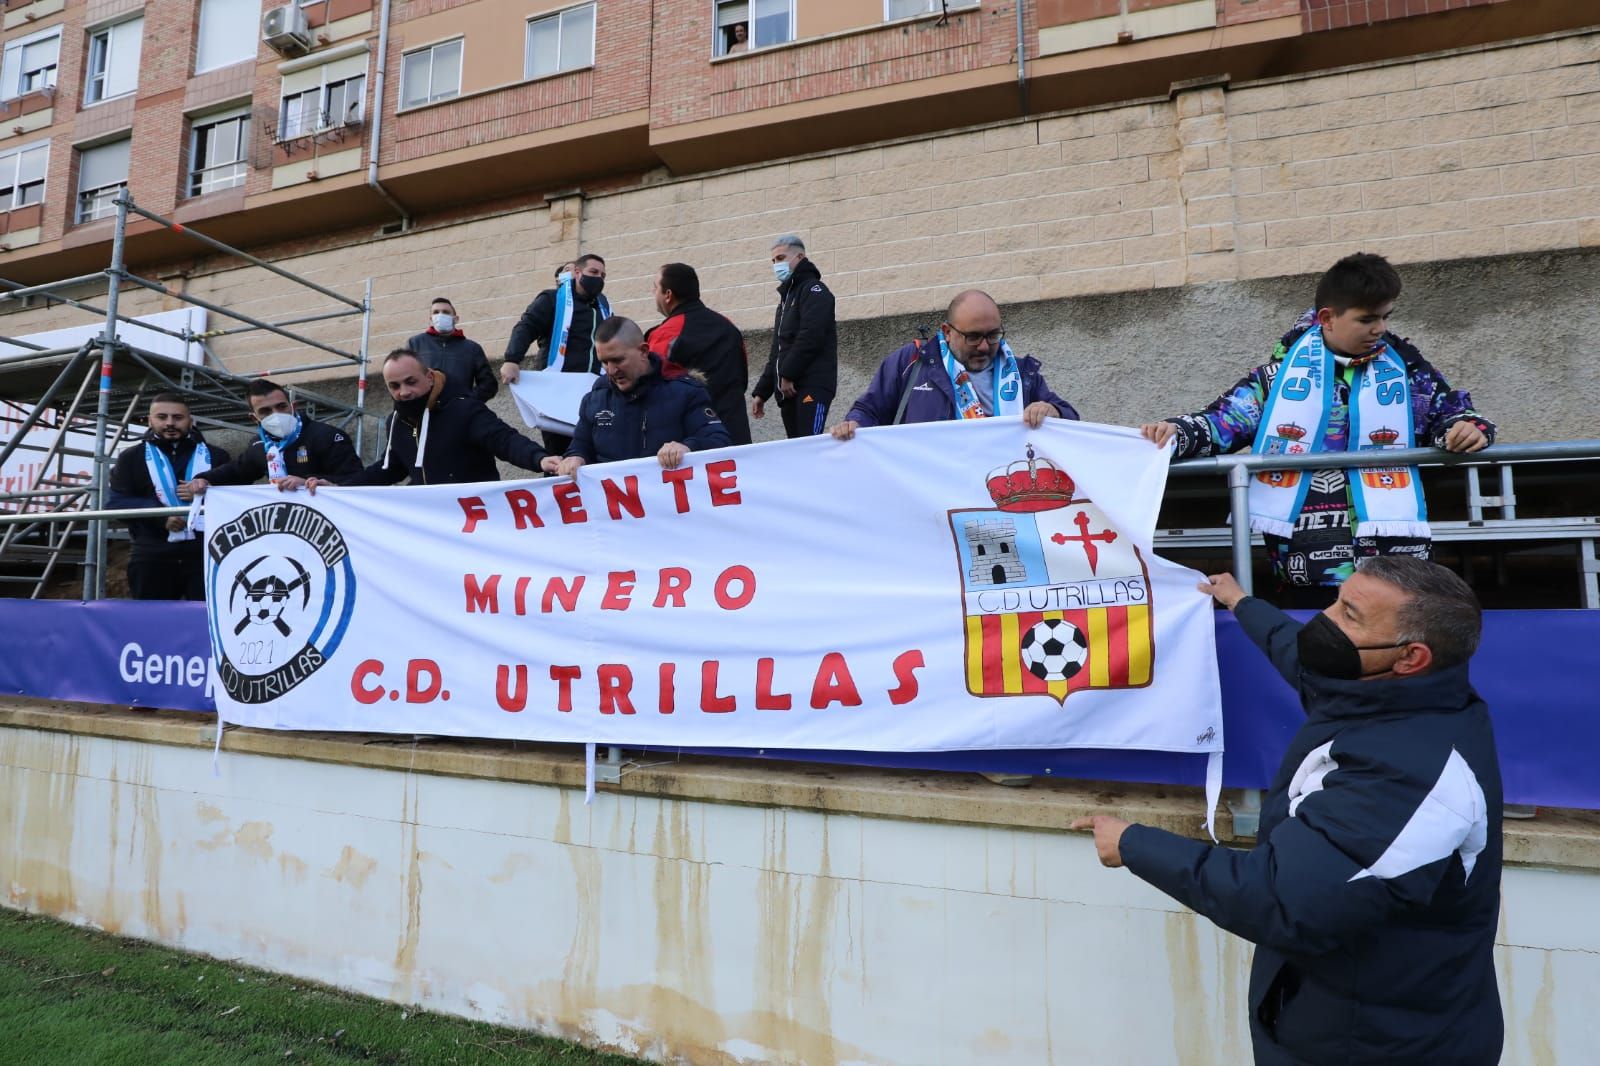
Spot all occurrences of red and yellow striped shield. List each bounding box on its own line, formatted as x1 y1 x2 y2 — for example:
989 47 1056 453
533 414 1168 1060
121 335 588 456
964 606 1153 703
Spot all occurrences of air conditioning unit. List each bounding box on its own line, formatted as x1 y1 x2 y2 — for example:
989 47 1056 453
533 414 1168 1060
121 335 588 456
262 6 313 57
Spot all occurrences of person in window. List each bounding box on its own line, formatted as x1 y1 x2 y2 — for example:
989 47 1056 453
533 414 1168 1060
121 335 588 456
726 22 750 54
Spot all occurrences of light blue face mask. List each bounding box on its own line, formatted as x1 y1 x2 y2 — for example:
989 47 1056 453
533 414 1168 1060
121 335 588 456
772 260 791 283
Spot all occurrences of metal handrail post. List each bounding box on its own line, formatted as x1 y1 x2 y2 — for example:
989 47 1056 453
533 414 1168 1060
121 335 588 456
1227 462 1253 595
357 278 372 455
0 342 90 470
85 202 129 601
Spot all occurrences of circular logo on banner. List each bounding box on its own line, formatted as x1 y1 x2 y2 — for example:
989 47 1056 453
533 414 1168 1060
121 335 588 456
206 502 356 705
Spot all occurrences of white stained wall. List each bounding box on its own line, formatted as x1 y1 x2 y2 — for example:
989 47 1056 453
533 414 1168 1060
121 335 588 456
1 725 1595 1065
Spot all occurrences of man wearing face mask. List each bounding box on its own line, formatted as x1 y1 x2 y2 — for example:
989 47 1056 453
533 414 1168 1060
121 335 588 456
108 393 231 600
1073 557 1503 1066
751 235 836 438
500 253 610 456
183 379 363 497
407 296 497 403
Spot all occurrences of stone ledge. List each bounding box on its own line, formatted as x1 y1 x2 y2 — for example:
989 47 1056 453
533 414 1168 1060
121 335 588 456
3 697 1597 871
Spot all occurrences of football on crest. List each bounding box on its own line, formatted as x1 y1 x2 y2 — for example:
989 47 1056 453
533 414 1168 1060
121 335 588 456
1019 619 1089 682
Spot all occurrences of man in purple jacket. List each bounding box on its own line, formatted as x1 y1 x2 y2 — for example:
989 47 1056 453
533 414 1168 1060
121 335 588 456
830 290 1078 439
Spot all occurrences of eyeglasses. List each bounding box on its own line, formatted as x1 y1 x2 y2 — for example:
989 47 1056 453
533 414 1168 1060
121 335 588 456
944 324 1005 346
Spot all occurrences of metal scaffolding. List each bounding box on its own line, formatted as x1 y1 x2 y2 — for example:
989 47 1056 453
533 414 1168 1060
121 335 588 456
0 195 376 600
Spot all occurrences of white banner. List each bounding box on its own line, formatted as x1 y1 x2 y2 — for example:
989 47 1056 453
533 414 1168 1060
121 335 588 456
508 370 598 434
202 419 1223 801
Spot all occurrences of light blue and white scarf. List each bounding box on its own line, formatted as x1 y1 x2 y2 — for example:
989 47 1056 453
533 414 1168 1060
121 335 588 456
1250 326 1428 539
937 332 1022 420
145 439 212 542
547 276 611 374
258 414 303 482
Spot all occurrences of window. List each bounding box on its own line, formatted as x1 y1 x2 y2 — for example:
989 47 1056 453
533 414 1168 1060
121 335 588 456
189 110 250 196
84 17 143 105
0 28 61 100
713 0 790 55
524 4 594 81
195 0 259 74
885 0 938 18
278 74 365 140
400 38 462 109
0 142 47 210
76 138 129 223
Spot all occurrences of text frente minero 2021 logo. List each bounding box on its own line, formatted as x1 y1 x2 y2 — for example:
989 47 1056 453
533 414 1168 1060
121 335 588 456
949 445 1154 704
207 501 356 704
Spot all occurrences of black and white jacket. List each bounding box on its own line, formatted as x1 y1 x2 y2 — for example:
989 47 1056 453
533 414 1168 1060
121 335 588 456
1121 597 1503 1066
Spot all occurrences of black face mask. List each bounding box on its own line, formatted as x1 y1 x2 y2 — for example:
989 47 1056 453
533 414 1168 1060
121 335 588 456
1296 612 1405 680
577 274 605 300
393 394 429 422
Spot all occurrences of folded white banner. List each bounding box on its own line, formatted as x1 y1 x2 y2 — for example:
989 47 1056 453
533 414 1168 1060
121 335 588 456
508 370 599 434
203 419 1223 811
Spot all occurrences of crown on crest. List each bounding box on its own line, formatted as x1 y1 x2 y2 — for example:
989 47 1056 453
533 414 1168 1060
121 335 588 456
987 445 1075 513
1367 427 1400 445
1275 422 1308 442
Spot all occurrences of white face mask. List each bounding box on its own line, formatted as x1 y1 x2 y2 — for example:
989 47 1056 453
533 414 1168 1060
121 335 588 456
260 412 298 439
772 260 791 283
431 312 455 333
557 271 573 286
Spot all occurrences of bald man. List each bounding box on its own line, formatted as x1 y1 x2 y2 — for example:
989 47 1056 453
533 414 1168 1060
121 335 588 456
831 290 1078 439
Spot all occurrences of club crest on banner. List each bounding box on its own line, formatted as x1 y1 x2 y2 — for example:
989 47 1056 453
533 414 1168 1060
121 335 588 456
948 445 1154 705
205 501 356 705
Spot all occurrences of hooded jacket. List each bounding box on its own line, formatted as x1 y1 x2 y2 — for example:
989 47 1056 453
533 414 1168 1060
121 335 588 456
647 298 752 445
201 417 363 487
406 329 498 403
567 355 732 465
845 337 1080 426
1120 597 1503 1066
108 429 231 558
752 257 836 405
348 370 547 486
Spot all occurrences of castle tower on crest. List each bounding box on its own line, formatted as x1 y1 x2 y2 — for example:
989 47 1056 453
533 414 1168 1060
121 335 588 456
966 518 1027 586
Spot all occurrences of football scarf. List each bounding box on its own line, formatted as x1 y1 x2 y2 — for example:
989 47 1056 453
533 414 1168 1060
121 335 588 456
548 277 611 374
145 439 212 542
258 415 303 482
938 333 1023 420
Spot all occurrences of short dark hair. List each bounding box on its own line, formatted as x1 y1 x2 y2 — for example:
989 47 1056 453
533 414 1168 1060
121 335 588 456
1315 252 1402 314
430 296 454 310
658 262 699 304
247 378 286 399
384 348 423 366
1355 556 1482 670
575 253 605 271
150 392 189 409
593 316 642 347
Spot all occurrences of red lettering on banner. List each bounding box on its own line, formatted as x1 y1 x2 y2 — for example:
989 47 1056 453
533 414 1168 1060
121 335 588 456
755 657 792 710
514 576 532 615
706 460 741 507
661 467 695 513
542 575 585 613
654 568 691 608
602 475 645 520
810 653 863 709
352 659 385 704
459 496 489 533
464 573 500 613
659 663 676 714
407 660 443 703
553 481 587 524
598 664 636 715
601 570 636 611
714 565 757 610
497 665 528 712
887 650 925 705
505 489 544 529
550 665 582 712
700 660 736 712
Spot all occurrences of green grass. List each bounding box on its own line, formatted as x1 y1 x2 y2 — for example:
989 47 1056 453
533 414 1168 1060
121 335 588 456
0 907 643 1065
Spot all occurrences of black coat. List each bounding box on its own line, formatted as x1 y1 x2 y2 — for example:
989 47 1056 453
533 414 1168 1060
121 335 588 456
646 298 752 445
502 288 606 374
568 356 732 465
202 418 363 487
406 330 498 403
1121 598 1503 1066
349 388 547 486
107 429 231 559
753 258 836 405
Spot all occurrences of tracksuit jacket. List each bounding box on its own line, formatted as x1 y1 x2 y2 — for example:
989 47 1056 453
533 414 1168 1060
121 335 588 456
201 418 363 487
752 258 837 407
845 337 1080 426
647 298 752 445
1120 597 1504 1066
502 287 606 374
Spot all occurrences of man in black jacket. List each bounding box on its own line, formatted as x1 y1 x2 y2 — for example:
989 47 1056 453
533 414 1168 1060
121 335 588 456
500 253 609 456
751 235 836 438
557 317 731 476
107 393 231 600
407 296 496 403
184 378 363 497
1075 556 1502 1066
347 351 557 486
647 262 751 445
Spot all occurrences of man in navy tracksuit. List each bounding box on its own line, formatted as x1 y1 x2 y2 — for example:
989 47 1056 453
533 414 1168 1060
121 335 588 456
1076 556 1502 1065
558 317 731 476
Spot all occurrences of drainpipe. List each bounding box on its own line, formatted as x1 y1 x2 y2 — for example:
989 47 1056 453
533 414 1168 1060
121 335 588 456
1016 0 1029 117
368 0 411 227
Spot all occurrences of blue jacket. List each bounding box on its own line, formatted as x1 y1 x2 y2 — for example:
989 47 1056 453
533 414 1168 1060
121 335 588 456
567 356 732 465
844 338 1079 427
1121 598 1503 1066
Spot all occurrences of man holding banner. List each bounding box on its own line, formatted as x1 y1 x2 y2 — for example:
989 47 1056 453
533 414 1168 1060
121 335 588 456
500 253 610 457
